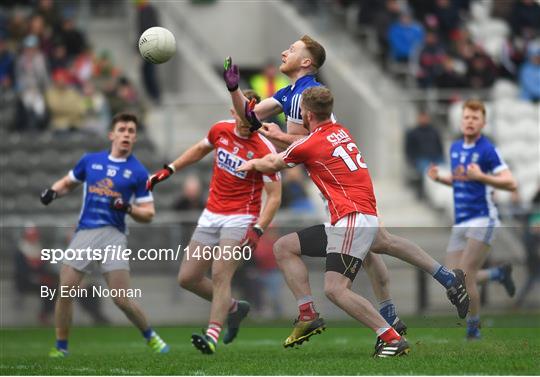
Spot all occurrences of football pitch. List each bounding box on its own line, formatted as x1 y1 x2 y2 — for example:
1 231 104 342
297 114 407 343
1 314 539 375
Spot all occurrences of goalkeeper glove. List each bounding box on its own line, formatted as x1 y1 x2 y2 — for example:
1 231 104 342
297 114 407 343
110 197 132 213
241 224 264 250
223 56 239 92
245 98 263 132
146 164 175 191
40 188 57 205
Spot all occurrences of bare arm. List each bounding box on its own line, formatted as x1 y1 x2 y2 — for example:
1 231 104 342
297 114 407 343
237 153 288 174
467 165 517 191
230 91 282 124
427 164 453 186
258 120 307 151
170 139 214 172
129 201 155 223
256 180 282 230
51 175 80 197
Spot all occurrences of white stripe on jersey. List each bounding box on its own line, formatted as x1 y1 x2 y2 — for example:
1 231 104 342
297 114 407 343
314 160 359 212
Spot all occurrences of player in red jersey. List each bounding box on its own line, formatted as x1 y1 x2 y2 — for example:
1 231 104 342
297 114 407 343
238 87 470 357
146 90 282 354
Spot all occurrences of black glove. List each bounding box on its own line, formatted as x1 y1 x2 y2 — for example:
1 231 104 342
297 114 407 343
245 98 263 132
40 188 57 205
110 197 132 213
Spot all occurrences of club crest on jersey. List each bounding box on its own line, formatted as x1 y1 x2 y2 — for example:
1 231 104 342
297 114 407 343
123 169 132 179
247 151 254 159
217 147 247 179
327 129 351 146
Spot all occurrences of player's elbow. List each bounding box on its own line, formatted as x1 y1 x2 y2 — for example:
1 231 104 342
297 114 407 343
507 179 518 192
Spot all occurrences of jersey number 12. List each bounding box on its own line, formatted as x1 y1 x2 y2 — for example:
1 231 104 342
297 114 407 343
332 143 367 171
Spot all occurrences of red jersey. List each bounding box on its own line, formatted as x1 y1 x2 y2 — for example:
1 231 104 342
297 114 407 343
205 120 280 216
282 121 377 224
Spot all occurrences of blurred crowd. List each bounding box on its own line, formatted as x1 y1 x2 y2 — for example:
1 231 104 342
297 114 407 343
353 0 540 100
0 0 145 135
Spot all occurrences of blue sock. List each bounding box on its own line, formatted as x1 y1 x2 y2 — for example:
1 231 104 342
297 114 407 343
56 339 68 351
379 299 398 325
432 264 456 289
466 315 480 336
142 328 154 341
488 266 504 282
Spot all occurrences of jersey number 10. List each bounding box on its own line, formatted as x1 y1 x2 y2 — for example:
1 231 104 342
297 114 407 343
332 143 367 171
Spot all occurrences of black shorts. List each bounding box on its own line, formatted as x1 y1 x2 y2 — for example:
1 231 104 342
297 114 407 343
296 224 362 281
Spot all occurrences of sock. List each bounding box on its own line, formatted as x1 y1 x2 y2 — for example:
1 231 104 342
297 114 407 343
466 315 480 334
379 299 398 325
432 264 456 289
298 296 317 321
142 327 155 341
377 327 401 343
488 266 504 282
56 339 68 351
229 299 238 313
206 321 222 344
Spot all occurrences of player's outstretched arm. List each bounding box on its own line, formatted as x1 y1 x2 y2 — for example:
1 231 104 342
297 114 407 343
147 139 213 191
466 164 517 191
259 121 306 151
40 175 80 205
427 164 453 186
237 153 287 174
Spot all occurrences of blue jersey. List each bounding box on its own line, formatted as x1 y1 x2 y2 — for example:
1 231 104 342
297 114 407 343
450 136 507 224
272 74 323 124
69 151 153 233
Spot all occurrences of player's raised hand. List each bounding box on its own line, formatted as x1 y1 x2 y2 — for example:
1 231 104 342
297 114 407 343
240 225 263 250
245 98 263 131
466 163 484 181
110 197 132 213
223 56 239 92
427 164 439 181
146 164 175 191
40 188 57 205
259 122 282 139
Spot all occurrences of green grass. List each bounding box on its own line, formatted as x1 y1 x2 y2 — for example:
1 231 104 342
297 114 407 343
1 314 539 375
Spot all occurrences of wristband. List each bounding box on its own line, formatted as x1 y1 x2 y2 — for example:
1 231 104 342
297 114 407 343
253 224 264 236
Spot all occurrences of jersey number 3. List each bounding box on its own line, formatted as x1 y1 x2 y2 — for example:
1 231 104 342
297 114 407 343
332 143 367 171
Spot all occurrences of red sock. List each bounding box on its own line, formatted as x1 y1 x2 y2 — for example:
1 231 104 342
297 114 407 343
206 321 222 344
379 327 401 344
299 301 317 321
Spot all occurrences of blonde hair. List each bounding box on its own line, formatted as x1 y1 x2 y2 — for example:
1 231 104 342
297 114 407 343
463 99 486 119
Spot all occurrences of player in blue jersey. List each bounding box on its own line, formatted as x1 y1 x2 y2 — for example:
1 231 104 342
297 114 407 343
428 99 517 340
223 36 469 351
40 113 169 357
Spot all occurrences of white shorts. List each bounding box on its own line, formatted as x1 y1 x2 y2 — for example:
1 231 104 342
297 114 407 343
63 226 129 273
447 216 499 252
325 212 379 260
191 209 256 246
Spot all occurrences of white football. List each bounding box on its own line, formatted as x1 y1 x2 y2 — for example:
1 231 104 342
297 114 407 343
138 27 176 64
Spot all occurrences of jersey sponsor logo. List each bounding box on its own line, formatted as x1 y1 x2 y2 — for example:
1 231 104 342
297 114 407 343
91 163 103 170
88 178 120 197
326 129 351 146
216 147 247 179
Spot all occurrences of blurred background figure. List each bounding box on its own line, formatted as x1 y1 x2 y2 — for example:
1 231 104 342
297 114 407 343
45 68 85 133
253 226 284 318
519 43 540 102
173 174 205 211
249 61 289 126
281 166 315 213
388 9 424 62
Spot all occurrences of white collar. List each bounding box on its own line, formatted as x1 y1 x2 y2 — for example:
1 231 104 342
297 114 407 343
108 154 127 162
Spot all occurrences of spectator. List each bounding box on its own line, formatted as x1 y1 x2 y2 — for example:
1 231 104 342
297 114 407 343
136 0 161 103
417 30 447 87
465 51 497 89
253 227 283 318
16 34 49 131
28 14 54 57
519 43 540 102
81 80 110 135
0 33 15 84
36 0 62 34
250 62 288 126
435 55 466 88
107 76 145 124
59 17 86 59
71 46 95 86
0 75 18 132
509 0 540 39
7 9 29 46
373 0 401 57
282 166 315 212
47 42 69 72
405 110 443 197
432 0 461 42
45 68 85 132
173 174 205 211
388 10 425 62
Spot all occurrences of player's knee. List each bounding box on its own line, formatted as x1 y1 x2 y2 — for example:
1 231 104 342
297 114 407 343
324 279 344 303
273 236 294 261
211 267 232 286
178 272 199 290
112 296 131 311
371 228 394 254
